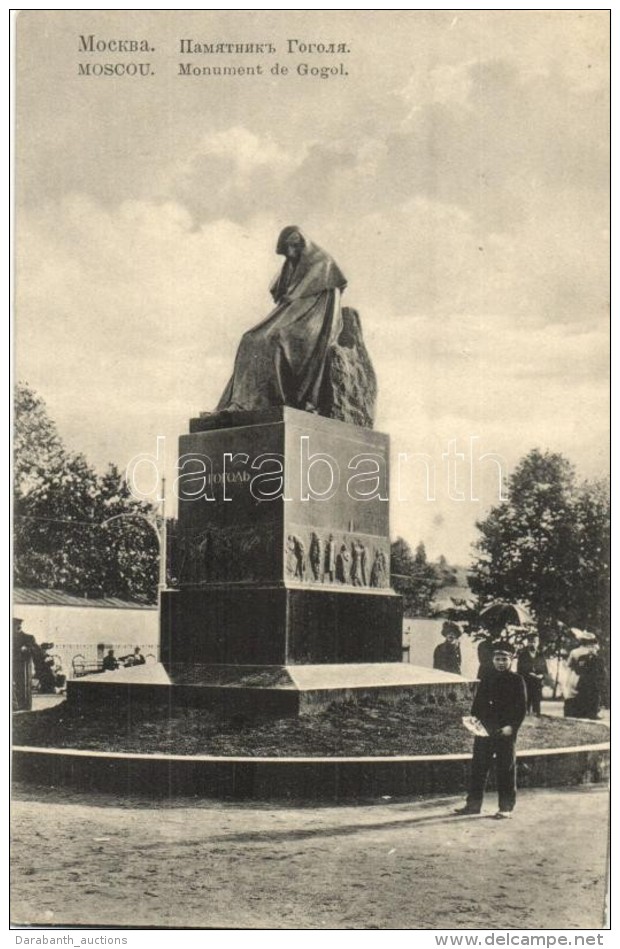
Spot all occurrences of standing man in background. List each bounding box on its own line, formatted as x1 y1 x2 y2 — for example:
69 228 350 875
517 632 547 716
433 622 462 676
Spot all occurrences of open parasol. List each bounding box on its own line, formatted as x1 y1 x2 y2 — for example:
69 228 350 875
478 601 533 633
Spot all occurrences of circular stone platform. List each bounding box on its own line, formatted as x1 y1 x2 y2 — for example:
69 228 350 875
15 663 609 801
12 740 609 802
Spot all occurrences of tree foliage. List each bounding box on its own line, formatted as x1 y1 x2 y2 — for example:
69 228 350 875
14 383 159 602
391 537 440 617
433 553 459 588
470 449 610 649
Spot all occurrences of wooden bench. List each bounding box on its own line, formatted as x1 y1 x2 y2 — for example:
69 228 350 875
71 656 104 678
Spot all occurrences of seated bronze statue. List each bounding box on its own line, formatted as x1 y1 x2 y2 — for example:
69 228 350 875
216 226 347 414
208 226 376 428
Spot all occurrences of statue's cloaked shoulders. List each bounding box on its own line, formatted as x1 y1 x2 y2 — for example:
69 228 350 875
202 226 376 429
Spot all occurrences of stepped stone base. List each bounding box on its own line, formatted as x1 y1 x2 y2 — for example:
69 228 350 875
67 661 475 717
161 586 403 666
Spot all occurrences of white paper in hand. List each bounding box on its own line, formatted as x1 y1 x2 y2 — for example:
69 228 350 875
462 716 489 737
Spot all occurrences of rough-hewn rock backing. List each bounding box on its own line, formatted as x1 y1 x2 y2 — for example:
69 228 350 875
319 307 377 428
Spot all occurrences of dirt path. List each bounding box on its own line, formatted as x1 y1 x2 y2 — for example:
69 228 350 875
11 784 608 930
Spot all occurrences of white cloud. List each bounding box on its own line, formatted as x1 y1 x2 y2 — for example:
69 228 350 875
14 10 609 562
195 127 304 179
16 196 286 476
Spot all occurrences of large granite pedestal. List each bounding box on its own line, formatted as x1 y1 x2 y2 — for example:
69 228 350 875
161 586 402 666
69 408 472 717
163 406 404 682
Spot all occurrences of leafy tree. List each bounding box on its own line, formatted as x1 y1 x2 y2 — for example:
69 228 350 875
391 537 439 617
572 478 611 634
433 553 459 588
470 449 610 650
93 465 160 601
414 541 427 566
571 478 611 691
14 384 67 498
14 383 159 602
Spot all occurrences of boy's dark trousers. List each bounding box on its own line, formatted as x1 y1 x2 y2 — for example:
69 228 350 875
466 733 517 813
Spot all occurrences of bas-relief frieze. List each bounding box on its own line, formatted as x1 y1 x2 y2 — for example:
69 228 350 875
284 528 390 589
177 523 390 589
178 523 279 584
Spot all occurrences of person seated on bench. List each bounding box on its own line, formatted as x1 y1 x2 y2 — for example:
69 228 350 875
119 646 146 667
102 649 119 672
130 646 146 665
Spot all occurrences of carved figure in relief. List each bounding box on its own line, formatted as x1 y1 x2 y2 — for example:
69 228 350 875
196 533 210 581
181 535 200 583
335 543 351 584
323 533 336 583
309 532 322 581
370 549 388 588
286 534 298 577
350 540 368 587
292 535 306 580
177 536 187 582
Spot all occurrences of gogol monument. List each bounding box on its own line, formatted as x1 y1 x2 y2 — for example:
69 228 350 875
69 227 470 715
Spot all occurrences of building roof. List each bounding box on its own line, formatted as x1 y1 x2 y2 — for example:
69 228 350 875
13 587 156 610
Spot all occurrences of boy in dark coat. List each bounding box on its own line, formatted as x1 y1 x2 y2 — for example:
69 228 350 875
454 641 527 819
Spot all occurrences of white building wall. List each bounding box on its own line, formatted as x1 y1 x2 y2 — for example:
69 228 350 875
404 617 479 678
16 604 159 678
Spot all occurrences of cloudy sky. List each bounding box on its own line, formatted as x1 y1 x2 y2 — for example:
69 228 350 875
15 10 609 562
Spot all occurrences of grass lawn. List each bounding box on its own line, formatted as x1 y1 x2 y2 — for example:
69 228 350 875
12 694 608 758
